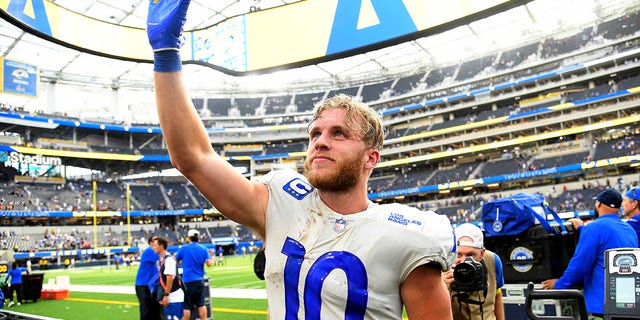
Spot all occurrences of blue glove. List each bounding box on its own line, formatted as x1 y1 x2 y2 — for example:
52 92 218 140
147 0 190 51
147 0 191 72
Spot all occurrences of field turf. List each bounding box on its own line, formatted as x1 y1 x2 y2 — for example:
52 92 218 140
6 254 268 320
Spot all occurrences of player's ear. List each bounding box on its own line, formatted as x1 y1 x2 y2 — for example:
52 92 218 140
365 148 380 169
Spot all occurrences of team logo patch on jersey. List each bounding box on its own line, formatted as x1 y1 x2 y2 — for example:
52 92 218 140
283 178 314 200
334 218 347 233
386 212 424 232
387 213 422 226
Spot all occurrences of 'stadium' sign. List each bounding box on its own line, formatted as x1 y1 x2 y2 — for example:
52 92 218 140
8 152 62 165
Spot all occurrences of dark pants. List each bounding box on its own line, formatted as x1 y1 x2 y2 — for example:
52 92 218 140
183 280 206 310
135 285 165 320
8 283 22 303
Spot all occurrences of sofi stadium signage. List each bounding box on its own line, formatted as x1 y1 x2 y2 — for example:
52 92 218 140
2 152 62 166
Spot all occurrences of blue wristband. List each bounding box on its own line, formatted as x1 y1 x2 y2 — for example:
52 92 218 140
154 51 182 73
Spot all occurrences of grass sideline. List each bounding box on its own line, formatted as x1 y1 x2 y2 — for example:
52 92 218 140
6 255 268 320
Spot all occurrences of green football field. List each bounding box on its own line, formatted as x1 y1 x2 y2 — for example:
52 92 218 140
5 254 268 320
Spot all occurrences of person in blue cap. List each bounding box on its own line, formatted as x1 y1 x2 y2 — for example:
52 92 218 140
542 188 638 319
621 186 640 244
3 261 29 307
175 229 213 320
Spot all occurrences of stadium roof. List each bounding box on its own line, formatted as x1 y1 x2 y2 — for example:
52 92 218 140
0 0 639 118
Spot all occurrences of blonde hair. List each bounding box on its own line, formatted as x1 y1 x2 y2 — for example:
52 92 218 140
309 94 385 150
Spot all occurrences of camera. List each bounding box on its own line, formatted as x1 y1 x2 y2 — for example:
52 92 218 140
453 257 487 293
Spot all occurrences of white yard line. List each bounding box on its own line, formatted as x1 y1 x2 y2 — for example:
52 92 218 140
69 285 267 299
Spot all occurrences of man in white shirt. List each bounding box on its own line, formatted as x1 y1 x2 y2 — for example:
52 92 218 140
154 236 184 320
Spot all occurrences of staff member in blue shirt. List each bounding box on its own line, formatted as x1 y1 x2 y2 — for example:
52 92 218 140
542 189 638 318
176 229 213 320
135 236 163 320
3 261 29 307
622 187 640 243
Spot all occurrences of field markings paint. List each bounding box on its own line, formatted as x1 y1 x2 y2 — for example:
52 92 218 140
227 281 266 289
234 280 267 287
71 285 136 294
214 307 267 315
211 288 267 299
213 266 250 272
65 297 267 315
70 285 267 299
217 274 255 280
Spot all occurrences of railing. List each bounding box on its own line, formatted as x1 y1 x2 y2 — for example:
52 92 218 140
525 282 588 320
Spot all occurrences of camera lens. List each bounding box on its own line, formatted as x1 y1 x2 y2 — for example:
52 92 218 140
452 257 486 293
453 262 476 286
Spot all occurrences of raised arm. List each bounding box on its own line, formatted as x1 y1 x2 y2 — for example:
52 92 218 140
148 0 267 237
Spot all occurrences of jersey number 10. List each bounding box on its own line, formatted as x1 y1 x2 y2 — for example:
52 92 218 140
282 237 369 320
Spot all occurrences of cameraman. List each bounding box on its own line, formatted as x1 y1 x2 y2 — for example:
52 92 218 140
442 223 505 320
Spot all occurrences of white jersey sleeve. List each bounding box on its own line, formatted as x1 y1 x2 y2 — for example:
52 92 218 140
257 169 455 320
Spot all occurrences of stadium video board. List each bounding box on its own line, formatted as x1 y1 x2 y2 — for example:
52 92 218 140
0 0 526 74
0 56 38 97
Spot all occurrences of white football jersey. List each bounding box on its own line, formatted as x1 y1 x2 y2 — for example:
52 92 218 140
258 169 455 319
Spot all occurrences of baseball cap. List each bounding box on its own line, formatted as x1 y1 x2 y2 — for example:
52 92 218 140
593 189 622 208
188 229 199 237
624 187 639 201
455 223 484 249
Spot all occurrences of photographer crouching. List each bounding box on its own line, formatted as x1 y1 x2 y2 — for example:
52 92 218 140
442 223 505 320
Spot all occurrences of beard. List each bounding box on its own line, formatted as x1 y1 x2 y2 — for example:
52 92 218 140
304 150 365 192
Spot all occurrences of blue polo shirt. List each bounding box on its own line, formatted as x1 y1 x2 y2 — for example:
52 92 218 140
4 267 26 285
493 253 504 289
627 218 640 243
554 214 638 314
135 246 159 287
175 242 210 283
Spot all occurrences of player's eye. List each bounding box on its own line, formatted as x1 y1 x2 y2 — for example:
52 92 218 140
334 131 346 138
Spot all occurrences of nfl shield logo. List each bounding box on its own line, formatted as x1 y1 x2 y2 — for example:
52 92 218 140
334 218 347 233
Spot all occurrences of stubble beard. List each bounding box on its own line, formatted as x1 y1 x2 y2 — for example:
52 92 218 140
304 151 365 192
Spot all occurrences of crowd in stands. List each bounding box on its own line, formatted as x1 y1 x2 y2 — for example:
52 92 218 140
0 178 219 214
0 32 638 161
0 220 247 253
370 132 638 193
417 176 639 225
0 228 94 253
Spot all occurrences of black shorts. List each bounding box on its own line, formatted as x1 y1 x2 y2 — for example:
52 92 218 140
183 280 206 310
